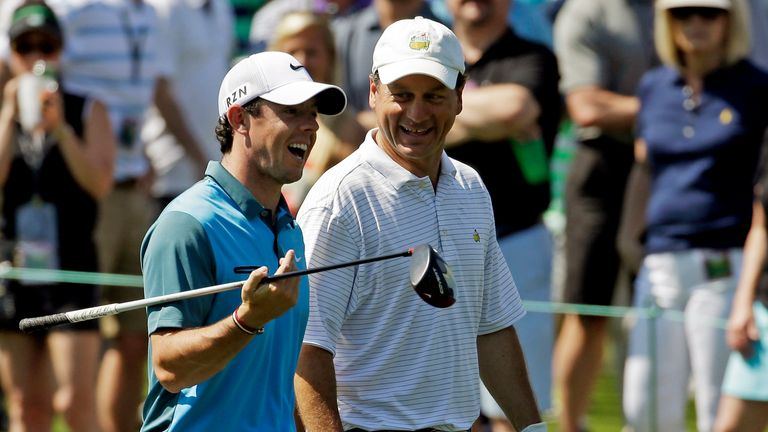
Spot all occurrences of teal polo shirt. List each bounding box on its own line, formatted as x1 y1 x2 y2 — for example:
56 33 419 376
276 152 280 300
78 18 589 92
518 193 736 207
140 161 309 431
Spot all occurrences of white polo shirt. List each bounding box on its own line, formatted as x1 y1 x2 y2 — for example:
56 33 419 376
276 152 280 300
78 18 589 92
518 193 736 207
297 130 525 431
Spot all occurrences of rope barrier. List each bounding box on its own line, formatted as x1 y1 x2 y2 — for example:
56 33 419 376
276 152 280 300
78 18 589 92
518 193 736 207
0 264 729 329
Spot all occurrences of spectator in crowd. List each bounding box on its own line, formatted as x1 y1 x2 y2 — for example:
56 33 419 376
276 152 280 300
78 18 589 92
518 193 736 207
552 1 656 430
332 0 443 130
430 0 558 49
444 0 562 428
268 10 365 213
48 0 206 430
622 1 768 431
714 181 768 432
140 51 346 431
294 16 545 432
249 0 370 53
0 1 115 430
143 0 235 211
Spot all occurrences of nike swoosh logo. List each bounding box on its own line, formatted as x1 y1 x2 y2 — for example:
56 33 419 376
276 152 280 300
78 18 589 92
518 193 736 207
290 63 305 71
295 256 303 263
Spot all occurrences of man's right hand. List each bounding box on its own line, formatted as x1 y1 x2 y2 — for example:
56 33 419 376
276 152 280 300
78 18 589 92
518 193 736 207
236 249 301 330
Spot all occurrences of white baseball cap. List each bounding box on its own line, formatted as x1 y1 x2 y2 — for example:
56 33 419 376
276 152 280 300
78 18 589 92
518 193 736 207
372 16 465 89
657 0 731 9
217 51 347 117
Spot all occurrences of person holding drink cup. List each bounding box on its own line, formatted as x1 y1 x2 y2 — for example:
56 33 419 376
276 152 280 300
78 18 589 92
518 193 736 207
0 1 116 431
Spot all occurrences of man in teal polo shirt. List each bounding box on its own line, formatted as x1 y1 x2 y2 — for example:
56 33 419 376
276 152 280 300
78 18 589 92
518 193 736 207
139 51 346 431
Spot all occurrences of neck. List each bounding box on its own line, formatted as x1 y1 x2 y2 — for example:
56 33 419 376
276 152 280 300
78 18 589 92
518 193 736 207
375 0 423 27
683 51 725 79
220 154 281 216
453 22 506 64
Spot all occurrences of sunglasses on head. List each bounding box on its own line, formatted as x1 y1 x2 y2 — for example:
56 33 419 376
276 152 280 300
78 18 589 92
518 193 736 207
669 7 728 20
12 39 60 55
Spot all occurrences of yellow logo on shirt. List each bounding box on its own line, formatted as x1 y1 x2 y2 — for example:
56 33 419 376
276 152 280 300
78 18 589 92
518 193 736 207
720 108 733 125
473 229 480 243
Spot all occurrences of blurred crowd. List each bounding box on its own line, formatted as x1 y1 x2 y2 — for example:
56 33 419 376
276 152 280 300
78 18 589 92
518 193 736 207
0 0 765 431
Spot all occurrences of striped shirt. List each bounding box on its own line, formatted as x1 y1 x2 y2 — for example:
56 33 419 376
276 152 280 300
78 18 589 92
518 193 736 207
49 0 172 181
297 130 525 431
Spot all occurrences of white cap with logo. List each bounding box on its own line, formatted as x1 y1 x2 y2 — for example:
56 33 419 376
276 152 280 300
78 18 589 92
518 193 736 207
656 0 731 9
217 51 347 117
372 16 465 89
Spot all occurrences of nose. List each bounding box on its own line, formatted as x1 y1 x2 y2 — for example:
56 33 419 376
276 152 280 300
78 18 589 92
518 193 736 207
300 111 320 133
405 97 430 122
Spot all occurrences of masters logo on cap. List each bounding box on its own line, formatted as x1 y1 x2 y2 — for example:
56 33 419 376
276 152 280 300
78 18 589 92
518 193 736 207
372 16 465 89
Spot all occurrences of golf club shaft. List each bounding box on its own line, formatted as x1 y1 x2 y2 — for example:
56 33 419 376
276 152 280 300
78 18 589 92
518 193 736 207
18 248 413 332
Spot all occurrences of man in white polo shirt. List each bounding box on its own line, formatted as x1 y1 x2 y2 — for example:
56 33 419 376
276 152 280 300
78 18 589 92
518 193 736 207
295 16 546 432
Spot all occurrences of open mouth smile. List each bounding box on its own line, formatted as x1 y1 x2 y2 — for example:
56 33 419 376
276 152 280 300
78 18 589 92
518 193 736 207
400 125 432 136
288 143 308 160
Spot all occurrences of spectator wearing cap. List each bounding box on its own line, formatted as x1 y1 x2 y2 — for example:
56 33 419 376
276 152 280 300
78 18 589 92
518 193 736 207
0 1 116 431
295 16 545 432
140 51 346 431
622 0 768 430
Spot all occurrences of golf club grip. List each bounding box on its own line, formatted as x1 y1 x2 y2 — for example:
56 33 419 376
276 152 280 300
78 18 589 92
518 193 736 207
258 249 413 283
19 313 70 332
19 303 119 332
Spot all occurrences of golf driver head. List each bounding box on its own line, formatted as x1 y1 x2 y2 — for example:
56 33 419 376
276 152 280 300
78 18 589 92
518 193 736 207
409 244 456 308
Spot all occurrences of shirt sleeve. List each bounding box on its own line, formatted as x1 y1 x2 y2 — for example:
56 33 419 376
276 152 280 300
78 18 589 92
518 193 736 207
553 0 608 92
477 210 527 335
141 210 216 334
296 204 361 355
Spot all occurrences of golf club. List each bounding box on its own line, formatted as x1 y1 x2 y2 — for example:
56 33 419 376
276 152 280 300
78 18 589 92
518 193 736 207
18 244 455 332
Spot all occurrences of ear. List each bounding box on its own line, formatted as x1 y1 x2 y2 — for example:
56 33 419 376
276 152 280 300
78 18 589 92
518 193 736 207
226 105 249 134
368 75 377 110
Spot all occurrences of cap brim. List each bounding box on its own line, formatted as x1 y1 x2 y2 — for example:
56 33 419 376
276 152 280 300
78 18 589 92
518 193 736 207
260 81 347 116
658 0 731 9
376 59 459 90
9 23 62 42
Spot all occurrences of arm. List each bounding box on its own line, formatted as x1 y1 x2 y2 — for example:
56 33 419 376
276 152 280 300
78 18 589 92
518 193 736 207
478 326 543 431
153 77 208 173
0 77 18 186
294 344 344 431
728 200 766 357
565 86 640 132
446 83 541 148
151 251 301 393
54 99 116 199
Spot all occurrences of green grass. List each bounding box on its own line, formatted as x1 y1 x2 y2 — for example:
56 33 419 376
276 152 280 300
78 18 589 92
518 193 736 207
541 332 698 432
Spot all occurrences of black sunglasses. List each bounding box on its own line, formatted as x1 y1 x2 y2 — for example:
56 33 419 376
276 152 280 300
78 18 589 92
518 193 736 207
669 7 728 20
12 39 60 55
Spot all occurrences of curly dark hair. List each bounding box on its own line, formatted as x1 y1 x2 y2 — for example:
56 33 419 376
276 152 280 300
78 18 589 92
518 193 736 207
214 98 263 154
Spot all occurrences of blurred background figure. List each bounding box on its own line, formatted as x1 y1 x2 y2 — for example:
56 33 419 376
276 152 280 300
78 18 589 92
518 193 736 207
622 0 768 431
331 0 443 130
48 0 204 430
442 0 561 429
552 0 656 431
249 0 370 53
268 10 365 213
430 0 559 49
0 1 115 431
142 0 235 211
714 177 768 432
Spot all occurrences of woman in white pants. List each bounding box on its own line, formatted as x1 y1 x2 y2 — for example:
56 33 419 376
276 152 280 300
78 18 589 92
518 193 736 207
623 0 768 430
